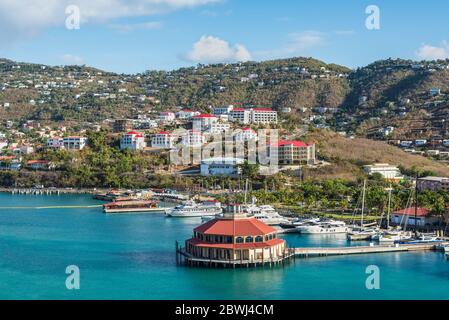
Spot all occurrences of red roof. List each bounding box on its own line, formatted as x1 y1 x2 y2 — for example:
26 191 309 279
126 131 144 138
186 238 284 250
393 207 430 217
253 108 274 112
193 114 216 119
231 108 246 112
276 140 309 148
194 218 277 236
0 156 15 161
242 128 255 132
27 160 50 165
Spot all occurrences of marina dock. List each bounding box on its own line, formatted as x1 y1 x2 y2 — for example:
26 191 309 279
294 242 448 258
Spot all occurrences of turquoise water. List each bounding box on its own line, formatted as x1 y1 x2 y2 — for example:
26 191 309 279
0 193 448 300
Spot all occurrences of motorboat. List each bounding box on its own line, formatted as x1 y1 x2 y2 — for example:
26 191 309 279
166 200 222 218
296 220 349 234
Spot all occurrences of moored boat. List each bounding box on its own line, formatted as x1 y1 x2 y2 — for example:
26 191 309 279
296 220 349 234
103 200 166 214
166 200 222 218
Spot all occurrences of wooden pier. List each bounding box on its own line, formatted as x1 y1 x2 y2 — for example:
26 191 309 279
294 242 448 258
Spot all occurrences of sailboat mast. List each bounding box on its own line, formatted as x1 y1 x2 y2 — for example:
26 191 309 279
387 186 392 229
414 174 419 238
361 179 366 227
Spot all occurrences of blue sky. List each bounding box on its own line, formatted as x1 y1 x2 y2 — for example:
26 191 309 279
0 0 448 73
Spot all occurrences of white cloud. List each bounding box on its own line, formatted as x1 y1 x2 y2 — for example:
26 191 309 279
185 35 251 64
62 54 84 65
255 31 326 60
0 0 219 44
109 21 163 33
417 42 449 60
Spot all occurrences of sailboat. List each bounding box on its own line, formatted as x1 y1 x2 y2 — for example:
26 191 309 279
347 180 378 241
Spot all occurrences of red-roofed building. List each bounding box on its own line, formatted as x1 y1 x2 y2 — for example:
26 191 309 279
234 128 258 142
176 110 200 119
273 140 316 165
179 204 293 267
192 114 218 131
26 160 55 170
229 107 278 125
151 131 176 149
391 207 439 228
120 131 146 151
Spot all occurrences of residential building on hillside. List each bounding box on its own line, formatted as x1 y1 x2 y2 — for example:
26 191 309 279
26 160 56 170
176 110 200 119
113 119 132 133
200 157 245 177
192 114 218 131
151 131 176 149
158 112 176 123
229 108 278 125
120 131 146 151
47 137 64 149
417 176 449 191
213 105 234 116
273 140 316 165
63 136 87 150
363 164 404 180
181 130 207 147
234 128 258 142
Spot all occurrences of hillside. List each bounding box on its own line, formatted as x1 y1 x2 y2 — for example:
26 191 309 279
304 130 449 181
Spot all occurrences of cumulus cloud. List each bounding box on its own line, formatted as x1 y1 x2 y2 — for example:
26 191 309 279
255 31 326 60
185 35 251 64
417 42 449 60
0 0 219 45
62 54 84 65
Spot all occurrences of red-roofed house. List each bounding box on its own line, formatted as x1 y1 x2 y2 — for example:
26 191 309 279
274 140 316 165
391 207 439 227
120 131 146 151
180 204 292 267
26 160 55 170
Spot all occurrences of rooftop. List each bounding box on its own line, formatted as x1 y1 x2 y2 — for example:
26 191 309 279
194 217 277 236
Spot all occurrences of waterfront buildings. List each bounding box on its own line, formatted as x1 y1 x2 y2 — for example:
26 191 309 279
120 131 146 151
200 157 245 177
363 164 404 181
417 176 449 191
391 207 439 227
180 204 291 267
151 131 176 149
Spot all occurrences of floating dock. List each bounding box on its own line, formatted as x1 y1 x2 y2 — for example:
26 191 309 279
294 242 448 258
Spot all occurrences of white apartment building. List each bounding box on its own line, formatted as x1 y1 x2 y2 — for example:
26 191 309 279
200 157 245 177
206 123 231 135
120 131 146 151
181 130 207 147
363 163 403 180
191 114 218 131
158 112 176 123
176 110 200 119
151 131 176 149
234 128 258 142
63 136 87 150
47 137 64 149
229 108 278 125
213 105 234 116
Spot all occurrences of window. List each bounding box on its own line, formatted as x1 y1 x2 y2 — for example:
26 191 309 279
236 237 244 244
245 236 253 243
255 236 263 243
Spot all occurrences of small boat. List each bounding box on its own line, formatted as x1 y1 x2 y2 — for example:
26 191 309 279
347 227 378 241
166 200 222 218
103 200 166 214
398 235 444 244
279 218 320 229
296 220 349 234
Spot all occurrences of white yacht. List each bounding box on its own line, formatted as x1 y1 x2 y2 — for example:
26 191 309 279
296 220 349 234
166 200 222 218
244 205 289 226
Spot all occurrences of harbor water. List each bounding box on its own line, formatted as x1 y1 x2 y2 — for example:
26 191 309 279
0 193 448 300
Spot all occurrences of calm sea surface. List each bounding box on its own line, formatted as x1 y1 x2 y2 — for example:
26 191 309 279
0 193 448 300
